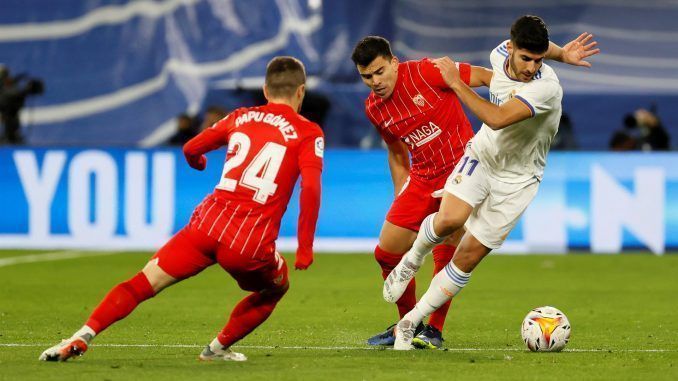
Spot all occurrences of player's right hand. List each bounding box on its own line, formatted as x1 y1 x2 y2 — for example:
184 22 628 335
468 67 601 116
433 57 461 88
188 155 207 171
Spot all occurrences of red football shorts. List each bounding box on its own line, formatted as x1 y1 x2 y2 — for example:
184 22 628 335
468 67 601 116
385 174 448 232
151 226 288 292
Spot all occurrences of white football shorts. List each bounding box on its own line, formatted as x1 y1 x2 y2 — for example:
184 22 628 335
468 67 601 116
444 145 539 249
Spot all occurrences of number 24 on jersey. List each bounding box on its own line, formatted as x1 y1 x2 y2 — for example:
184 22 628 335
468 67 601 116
216 132 286 204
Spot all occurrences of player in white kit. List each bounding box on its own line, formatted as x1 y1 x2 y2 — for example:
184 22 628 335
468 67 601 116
381 15 600 349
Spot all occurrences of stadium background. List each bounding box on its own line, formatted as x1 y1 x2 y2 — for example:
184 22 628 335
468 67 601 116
1 2 677 380
0 0 675 254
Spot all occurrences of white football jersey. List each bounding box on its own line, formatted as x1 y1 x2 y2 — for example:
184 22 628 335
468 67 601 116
471 40 563 183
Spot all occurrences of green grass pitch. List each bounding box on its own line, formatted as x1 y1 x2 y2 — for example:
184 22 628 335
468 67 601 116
1 250 677 380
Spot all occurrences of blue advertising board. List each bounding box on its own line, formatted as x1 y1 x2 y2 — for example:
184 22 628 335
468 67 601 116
0 148 675 254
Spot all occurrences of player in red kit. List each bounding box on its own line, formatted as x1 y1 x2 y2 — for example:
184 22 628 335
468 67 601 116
353 36 493 348
354 34 599 348
39 56 323 362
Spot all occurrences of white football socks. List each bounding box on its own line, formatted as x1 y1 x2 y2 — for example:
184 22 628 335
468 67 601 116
406 213 445 267
209 337 226 353
73 325 96 343
403 261 472 326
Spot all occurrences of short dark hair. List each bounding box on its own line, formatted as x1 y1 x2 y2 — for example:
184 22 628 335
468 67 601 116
351 36 393 67
510 15 550 54
265 56 306 98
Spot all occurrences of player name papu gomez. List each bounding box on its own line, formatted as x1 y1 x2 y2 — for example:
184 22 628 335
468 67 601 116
235 111 298 141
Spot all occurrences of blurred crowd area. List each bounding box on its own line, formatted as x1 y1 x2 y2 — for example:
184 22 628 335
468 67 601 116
608 107 671 152
0 64 44 145
1 61 672 151
166 106 227 146
2 1 677 150
163 88 331 146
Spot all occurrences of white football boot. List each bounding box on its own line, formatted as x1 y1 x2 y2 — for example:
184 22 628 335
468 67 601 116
39 337 89 361
199 345 247 362
393 319 416 350
383 254 420 303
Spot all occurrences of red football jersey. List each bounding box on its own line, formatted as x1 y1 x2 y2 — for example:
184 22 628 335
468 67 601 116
365 59 474 180
184 103 324 257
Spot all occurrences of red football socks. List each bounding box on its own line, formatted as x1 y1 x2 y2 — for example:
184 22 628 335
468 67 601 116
85 272 156 334
375 245 417 318
217 289 286 348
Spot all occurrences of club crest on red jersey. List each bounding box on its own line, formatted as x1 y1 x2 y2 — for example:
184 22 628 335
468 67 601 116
412 93 425 107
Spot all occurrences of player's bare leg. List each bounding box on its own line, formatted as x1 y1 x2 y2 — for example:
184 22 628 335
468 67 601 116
39 261 177 361
141 259 180 293
394 232 490 350
379 221 418 254
383 192 472 303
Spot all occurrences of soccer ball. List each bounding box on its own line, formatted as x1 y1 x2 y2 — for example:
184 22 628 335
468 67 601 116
521 306 571 352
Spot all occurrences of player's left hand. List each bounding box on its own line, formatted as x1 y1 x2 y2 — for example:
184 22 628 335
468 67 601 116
294 249 314 270
562 32 600 68
433 57 461 88
294 257 313 270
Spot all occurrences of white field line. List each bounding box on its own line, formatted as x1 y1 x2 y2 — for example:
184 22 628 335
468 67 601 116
0 250 120 268
0 343 675 353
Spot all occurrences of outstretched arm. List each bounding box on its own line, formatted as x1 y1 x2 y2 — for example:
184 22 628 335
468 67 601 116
469 66 493 88
295 166 322 270
546 32 600 68
434 57 531 130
